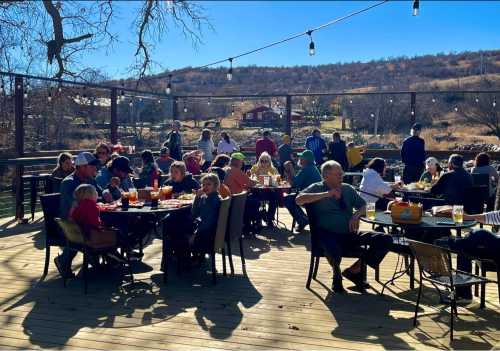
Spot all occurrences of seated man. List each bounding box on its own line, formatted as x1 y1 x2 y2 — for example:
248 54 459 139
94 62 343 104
296 160 392 293
95 156 134 203
283 150 322 233
55 152 101 278
430 154 473 205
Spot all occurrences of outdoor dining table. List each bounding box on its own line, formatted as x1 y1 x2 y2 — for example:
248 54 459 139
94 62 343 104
250 183 292 228
361 211 477 292
99 199 194 259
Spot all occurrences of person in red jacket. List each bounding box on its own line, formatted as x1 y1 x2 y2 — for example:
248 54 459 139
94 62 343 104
70 184 102 233
255 130 277 160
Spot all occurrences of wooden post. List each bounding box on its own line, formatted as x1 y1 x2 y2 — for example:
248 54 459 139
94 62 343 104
110 88 118 144
285 95 292 137
172 97 178 120
410 92 416 126
14 75 24 220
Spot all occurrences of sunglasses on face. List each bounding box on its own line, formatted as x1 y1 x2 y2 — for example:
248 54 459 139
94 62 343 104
97 151 108 155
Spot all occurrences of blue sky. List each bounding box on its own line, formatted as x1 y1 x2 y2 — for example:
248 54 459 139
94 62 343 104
88 1 500 78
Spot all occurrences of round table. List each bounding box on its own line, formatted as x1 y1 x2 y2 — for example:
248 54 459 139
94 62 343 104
361 211 477 291
250 184 292 229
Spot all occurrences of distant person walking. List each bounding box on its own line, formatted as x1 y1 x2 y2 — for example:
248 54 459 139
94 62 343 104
328 132 348 171
305 129 327 166
255 130 277 160
217 132 239 155
197 129 216 170
164 120 183 161
278 135 294 172
401 123 425 184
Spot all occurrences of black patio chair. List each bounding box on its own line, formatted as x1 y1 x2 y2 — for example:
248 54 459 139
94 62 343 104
40 193 65 277
408 239 493 341
304 204 374 291
225 192 248 276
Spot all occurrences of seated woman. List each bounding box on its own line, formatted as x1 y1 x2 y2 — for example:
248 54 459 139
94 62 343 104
282 160 296 184
209 154 231 182
95 143 112 171
163 161 200 195
471 152 499 210
182 150 203 176
420 157 442 183
137 150 159 188
52 152 75 179
359 158 400 210
250 152 280 227
156 147 174 174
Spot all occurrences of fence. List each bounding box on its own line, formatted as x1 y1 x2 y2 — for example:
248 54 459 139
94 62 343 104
1 70 500 220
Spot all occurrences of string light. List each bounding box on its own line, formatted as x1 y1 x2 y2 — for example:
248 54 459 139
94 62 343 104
413 0 419 16
166 74 172 94
312 99 316 105
349 99 353 104
207 97 211 105
493 97 497 108
389 97 393 104
370 113 375 118
183 100 188 113
0 82 4 94
431 97 436 103
48 89 52 102
454 106 458 112
26 81 30 90
231 104 235 116
227 58 233 81
158 99 161 104
76 89 80 99
411 110 415 116
120 90 124 101
23 90 28 99
475 97 479 103
307 30 315 56
129 99 133 107
58 82 62 93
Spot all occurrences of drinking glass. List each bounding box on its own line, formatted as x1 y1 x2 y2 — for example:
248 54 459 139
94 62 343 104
161 185 173 200
150 191 160 208
452 205 464 224
121 192 130 210
367 202 376 221
394 175 401 184
129 188 138 203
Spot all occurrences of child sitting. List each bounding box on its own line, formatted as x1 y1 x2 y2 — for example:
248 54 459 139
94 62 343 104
138 149 159 187
102 177 122 203
283 160 296 184
70 184 102 233
189 173 222 253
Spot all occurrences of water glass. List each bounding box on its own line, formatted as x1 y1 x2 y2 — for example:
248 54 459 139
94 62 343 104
452 205 464 224
367 202 376 220
394 175 401 184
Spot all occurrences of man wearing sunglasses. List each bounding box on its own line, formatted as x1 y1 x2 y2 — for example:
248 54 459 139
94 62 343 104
296 160 392 293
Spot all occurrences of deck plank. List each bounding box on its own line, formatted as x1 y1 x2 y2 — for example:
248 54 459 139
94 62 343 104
0 210 499 350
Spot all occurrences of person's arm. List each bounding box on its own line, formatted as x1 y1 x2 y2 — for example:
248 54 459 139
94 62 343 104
296 191 331 206
430 173 447 195
400 140 408 164
349 187 367 232
464 211 500 225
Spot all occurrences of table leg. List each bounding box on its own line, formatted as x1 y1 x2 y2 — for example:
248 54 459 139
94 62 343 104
409 256 415 289
30 178 37 221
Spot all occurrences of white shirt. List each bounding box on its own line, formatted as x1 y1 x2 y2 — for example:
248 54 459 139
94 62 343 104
217 139 239 154
197 139 216 162
359 168 392 204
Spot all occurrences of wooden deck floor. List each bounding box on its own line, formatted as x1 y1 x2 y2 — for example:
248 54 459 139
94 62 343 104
0 210 499 350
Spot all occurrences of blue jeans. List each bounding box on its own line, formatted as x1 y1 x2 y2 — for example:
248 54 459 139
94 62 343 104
283 193 308 227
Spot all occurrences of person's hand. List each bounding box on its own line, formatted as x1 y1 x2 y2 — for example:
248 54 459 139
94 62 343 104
195 188 204 197
349 215 360 233
328 188 342 200
392 181 403 189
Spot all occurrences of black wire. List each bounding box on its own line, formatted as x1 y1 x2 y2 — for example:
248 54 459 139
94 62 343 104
170 0 389 77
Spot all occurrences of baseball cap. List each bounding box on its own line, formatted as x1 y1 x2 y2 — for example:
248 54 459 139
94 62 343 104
160 147 169 155
75 152 99 166
411 123 422 131
298 149 315 163
231 152 246 160
110 156 133 173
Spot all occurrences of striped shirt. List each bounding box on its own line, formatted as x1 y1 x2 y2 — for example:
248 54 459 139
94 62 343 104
305 136 326 164
484 211 500 225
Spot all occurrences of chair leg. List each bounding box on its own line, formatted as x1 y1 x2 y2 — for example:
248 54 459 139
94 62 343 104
306 254 315 288
83 252 88 295
497 270 500 305
43 246 50 277
222 249 227 277
409 257 415 290
474 262 480 297
480 267 486 309
375 265 380 283
450 292 455 342
313 257 320 279
127 254 134 284
227 241 235 276
413 275 423 326
239 237 246 275
211 252 217 285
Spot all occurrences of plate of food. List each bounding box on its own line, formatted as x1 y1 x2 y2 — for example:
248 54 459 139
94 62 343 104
177 193 195 201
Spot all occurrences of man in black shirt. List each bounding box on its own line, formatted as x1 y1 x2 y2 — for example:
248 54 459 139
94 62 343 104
430 154 473 205
401 123 426 184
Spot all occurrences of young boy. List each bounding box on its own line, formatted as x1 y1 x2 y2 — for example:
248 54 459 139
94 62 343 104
102 177 122 203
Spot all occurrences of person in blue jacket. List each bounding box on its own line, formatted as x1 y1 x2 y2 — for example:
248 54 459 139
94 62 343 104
283 150 322 233
401 123 426 184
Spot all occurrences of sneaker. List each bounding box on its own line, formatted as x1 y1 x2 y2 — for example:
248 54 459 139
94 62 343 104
54 256 75 279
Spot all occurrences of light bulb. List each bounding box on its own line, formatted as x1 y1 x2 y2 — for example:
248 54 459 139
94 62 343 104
48 94 52 102
0 84 4 94
227 58 233 81
129 100 133 107
76 93 80 99
158 99 161 104
389 98 393 104
454 106 458 112
207 98 211 105
166 85 171 95
183 106 188 113
26 83 30 90
493 98 497 108
411 110 415 116
370 113 375 118
58 85 62 93
23 91 28 99
309 41 315 56
413 0 419 16
349 99 353 104
312 100 316 105
475 97 479 103
16 84 21 90
432 98 436 103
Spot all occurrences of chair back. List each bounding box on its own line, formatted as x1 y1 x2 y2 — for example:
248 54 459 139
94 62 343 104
55 218 86 245
464 186 487 214
213 197 232 251
304 204 324 257
40 193 66 246
408 239 452 276
227 192 247 241
50 177 63 193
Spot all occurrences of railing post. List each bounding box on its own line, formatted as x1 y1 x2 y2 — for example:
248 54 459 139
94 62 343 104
285 95 292 137
14 75 24 221
410 92 416 126
110 88 118 144
172 97 178 120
